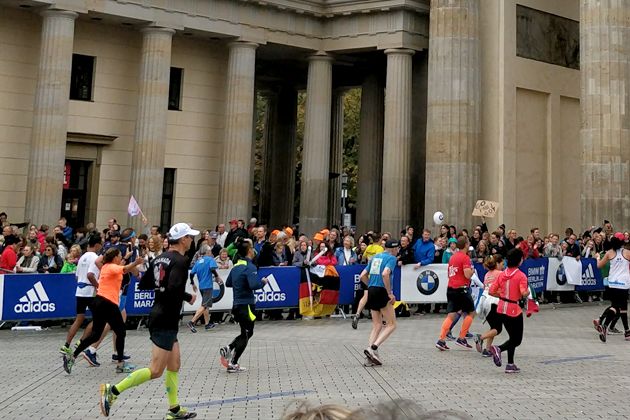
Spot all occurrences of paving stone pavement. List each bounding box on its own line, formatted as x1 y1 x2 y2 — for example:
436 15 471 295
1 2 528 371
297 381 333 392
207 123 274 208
0 304 629 419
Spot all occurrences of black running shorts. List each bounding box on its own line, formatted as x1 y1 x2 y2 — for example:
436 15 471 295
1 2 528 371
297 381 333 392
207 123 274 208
446 288 475 314
366 286 390 311
608 287 629 309
150 328 179 351
75 296 94 315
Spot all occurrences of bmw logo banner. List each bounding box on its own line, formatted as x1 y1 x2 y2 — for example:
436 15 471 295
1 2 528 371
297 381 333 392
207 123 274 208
545 258 575 292
399 264 449 303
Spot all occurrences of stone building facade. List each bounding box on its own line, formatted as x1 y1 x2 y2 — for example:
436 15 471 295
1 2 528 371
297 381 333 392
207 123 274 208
0 0 625 236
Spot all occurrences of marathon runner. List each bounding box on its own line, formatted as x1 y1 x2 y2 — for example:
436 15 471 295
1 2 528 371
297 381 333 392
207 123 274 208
99 222 199 419
360 240 398 366
219 238 267 373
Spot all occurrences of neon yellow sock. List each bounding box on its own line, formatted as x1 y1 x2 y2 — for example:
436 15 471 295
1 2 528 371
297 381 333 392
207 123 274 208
114 367 151 394
165 370 179 408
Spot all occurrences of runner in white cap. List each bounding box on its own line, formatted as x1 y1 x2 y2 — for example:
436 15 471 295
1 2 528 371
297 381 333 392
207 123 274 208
99 222 199 419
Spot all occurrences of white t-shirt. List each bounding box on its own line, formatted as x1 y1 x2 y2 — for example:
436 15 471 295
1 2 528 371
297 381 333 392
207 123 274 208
75 251 100 297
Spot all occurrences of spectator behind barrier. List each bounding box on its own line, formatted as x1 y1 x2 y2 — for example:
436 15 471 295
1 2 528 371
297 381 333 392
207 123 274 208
37 243 63 273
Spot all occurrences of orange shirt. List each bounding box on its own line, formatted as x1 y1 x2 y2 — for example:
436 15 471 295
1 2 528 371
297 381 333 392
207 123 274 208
447 251 472 288
97 263 125 305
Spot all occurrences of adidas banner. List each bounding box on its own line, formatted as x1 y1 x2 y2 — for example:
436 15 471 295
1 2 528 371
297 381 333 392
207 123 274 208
256 267 299 308
1 274 76 320
575 258 603 291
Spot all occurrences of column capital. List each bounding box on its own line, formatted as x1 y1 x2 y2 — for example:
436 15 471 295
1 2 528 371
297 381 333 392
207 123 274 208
228 41 259 50
308 52 334 62
40 8 78 20
384 48 415 56
140 26 176 36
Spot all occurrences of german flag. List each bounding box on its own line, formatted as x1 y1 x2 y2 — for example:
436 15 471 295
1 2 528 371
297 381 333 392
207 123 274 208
299 265 340 317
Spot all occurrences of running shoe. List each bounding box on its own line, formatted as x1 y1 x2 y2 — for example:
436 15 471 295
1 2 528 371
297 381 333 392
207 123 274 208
455 338 472 349
625 330 630 341
205 322 216 331
465 332 474 339
481 349 492 358
363 348 382 366
445 331 455 341
187 320 197 333
363 357 376 367
165 407 197 419
59 344 72 356
490 345 502 367
505 364 520 373
83 349 100 367
608 327 623 335
115 362 136 374
351 315 359 330
219 346 232 368
227 363 247 373
111 354 131 362
596 324 607 343
473 334 483 353
435 340 449 351
593 319 601 331
62 353 75 374
74 339 81 349
99 383 117 417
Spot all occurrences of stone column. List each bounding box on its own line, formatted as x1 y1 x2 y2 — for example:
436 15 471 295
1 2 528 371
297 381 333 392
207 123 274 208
299 53 333 237
424 0 480 230
129 27 175 230
328 90 345 226
218 42 258 223
381 49 414 235
262 87 298 228
356 74 384 234
581 0 630 227
25 9 77 226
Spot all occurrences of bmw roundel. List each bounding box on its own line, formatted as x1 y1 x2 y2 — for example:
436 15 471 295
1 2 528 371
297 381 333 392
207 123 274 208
556 264 567 286
212 281 225 303
417 270 439 295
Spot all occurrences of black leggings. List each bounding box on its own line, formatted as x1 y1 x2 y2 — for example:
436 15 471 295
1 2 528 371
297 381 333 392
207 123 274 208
498 313 523 364
229 304 255 364
74 296 126 361
600 288 629 330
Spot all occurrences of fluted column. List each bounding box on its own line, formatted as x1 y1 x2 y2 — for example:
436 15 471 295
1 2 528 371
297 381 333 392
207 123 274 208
218 42 258 223
299 53 333 237
581 0 630 227
328 90 345 226
262 87 298 228
25 9 77 226
128 27 174 230
424 0 480 230
381 49 413 234
357 74 385 234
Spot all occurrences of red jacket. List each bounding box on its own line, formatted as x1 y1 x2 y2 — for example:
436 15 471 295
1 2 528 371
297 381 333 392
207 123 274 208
0 247 17 271
315 254 337 266
518 241 539 259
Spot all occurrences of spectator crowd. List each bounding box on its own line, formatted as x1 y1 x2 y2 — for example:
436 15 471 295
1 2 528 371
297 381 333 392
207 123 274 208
1 210 628 318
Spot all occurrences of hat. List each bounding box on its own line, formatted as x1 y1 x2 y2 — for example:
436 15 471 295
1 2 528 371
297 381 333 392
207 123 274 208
168 223 200 240
229 219 238 225
313 233 324 242
614 232 625 241
109 230 121 237
385 240 399 249
284 227 294 237
320 229 330 236
448 237 457 244
271 229 281 236
209 231 218 239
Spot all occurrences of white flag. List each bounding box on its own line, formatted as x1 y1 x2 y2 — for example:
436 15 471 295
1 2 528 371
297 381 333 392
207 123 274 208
128 195 142 217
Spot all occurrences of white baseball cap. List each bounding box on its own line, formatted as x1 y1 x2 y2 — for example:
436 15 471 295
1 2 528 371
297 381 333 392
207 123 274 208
168 223 200 240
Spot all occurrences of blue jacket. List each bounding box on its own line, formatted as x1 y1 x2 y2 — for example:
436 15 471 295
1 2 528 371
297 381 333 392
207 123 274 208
334 247 358 266
413 239 435 265
226 258 264 305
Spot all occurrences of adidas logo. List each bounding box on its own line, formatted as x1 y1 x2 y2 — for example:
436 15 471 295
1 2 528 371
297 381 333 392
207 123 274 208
255 274 286 302
14 282 56 313
581 264 597 286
